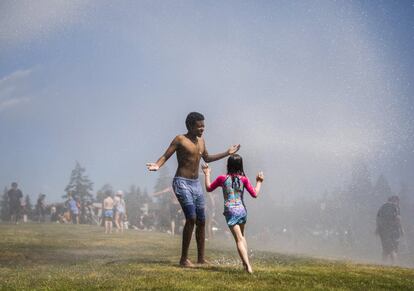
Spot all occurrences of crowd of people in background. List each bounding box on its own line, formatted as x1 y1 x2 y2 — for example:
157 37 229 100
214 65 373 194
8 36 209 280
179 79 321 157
2 180 408 265
2 182 176 235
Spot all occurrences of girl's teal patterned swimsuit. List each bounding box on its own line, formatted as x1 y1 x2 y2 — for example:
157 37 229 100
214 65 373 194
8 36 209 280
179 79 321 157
206 174 257 226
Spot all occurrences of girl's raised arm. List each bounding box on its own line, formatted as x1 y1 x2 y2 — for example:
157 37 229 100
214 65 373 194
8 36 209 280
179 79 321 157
254 171 264 195
202 164 226 192
201 163 212 190
242 172 264 198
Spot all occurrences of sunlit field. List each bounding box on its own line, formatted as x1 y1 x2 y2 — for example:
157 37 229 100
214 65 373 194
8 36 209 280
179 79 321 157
0 223 413 290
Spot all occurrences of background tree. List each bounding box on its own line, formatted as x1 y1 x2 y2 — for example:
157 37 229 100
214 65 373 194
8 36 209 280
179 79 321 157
63 161 94 202
373 174 393 205
398 182 413 252
345 160 377 251
348 160 373 208
141 188 151 205
0 186 9 222
96 184 113 203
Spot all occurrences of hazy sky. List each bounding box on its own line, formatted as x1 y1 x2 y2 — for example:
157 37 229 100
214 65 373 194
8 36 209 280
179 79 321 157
1 0 413 203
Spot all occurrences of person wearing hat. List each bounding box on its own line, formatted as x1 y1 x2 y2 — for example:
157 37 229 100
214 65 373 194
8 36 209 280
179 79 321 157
114 190 127 233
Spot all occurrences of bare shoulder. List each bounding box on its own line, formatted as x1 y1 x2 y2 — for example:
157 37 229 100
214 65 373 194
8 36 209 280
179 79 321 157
168 135 187 150
174 135 186 144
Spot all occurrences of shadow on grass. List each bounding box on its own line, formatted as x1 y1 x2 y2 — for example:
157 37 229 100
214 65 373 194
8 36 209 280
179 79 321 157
104 258 172 265
0 242 168 267
195 265 241 273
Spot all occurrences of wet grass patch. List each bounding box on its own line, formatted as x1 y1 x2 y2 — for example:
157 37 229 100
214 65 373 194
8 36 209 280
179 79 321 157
0 223 413 290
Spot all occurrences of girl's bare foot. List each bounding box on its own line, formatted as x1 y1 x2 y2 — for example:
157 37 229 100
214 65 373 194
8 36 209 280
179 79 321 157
244 263 253 274
179 259 195 268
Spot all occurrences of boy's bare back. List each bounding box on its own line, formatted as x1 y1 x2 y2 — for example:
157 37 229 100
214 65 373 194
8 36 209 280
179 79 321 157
103 197 114 210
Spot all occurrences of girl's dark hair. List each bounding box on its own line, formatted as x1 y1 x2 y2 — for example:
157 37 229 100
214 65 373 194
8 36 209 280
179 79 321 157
227 154 245 191
185 112 204 130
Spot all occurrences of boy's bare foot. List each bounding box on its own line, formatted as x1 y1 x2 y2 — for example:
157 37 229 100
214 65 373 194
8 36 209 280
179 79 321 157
197 259 212 265
179 259 195 268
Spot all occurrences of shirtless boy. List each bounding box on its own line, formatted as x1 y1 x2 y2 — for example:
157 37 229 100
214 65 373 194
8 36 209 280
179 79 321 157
103 193 114 234
147 112 240 267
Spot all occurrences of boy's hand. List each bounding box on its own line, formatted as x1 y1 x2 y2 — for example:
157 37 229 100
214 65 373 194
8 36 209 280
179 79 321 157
256 171 264 182
146 163 159 171
201 163 211 175
228 144 241 155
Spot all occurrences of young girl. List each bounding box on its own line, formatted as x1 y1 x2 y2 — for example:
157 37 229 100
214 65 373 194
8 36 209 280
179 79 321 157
202 154 264 273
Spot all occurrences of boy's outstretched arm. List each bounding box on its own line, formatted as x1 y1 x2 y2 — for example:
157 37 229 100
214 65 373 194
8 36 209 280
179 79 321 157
202 144 240 163
146 137 179 171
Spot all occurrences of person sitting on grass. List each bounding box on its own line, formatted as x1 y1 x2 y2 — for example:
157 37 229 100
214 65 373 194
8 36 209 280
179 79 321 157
202 154 264 273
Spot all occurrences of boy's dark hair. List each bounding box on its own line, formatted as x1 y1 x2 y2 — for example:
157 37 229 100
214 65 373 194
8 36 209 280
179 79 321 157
185 112 204 130
11 182 18 187
227 154 245 191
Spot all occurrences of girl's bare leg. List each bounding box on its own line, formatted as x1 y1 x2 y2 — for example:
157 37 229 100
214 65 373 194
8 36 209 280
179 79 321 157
239 224 251 272
229 224 252 273
240 224 248 252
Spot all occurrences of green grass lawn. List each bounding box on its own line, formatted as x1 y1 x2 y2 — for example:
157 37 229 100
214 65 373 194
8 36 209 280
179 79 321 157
0 223 413 290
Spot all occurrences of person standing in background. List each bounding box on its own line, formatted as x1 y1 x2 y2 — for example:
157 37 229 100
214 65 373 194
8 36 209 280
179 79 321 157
103 192 114 234
114 190 127 233
376 195 405 264
7 182 23 224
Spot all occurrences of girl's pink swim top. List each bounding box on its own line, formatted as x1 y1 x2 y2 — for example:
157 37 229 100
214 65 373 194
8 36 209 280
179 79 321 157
206 174 257 215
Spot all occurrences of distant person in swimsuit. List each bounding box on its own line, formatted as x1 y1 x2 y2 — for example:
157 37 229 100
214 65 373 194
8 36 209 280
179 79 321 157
36 194 47 222
202 154 264 273
66 195 79 224
147 112 240 267
114 190 126 233
103 192 114 234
